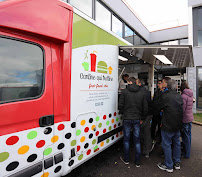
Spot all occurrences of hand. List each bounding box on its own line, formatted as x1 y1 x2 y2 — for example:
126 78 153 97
140 120 143 124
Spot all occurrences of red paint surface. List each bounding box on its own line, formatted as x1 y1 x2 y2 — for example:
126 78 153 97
90 53 97 72
0 0 73 42
103 129 106 134
96 131 99 136
77 146 81 152
87 149 91 155
94 148 99 152
36 140 45 148
84 127 89 133
6 136 19 145
0 0 73 135
103 115 107 120
58 124 65 131
114 112 116 116
114 124 116 129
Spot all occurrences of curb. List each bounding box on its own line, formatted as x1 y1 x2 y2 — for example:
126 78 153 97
193 121 202 126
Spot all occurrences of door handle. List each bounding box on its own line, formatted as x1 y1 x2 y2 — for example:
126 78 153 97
39 115 54 127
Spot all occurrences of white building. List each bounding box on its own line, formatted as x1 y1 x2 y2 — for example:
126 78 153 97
65 0 201 112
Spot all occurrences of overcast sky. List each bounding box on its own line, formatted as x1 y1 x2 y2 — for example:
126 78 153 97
124 0 188 31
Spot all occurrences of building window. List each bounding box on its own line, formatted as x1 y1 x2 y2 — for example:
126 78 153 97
124 25 134 44
197 67 202 108
96 1 111 31
193 6 202 46
134 33 141 45
0 37 44 103
179 38 188 45
70 0 93 18
112 15 123 38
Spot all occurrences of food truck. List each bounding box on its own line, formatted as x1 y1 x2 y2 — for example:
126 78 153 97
0 0 193 176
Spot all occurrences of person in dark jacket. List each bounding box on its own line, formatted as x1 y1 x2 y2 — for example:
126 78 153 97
151 80 163 142
119 77 148 167
180 81 194 158
156 78 183 173
137 78 152 158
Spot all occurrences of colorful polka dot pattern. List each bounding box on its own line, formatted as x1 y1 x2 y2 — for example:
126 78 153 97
18 145 29 155
0 111 122 176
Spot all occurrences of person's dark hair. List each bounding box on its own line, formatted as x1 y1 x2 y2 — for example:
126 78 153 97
180 81 189 92
163 77 171 85
127 77 136 84
122 74 129 80
138 78 145 85
158 80 162 83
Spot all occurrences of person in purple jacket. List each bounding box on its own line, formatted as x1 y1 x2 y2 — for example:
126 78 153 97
180 82 194 158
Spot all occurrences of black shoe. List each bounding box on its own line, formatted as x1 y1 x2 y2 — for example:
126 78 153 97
135 161 141 167
120 156 129 165
174 163 180 170
157 163 173 173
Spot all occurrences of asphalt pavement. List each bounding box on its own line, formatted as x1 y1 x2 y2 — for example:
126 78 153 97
65 124 202 177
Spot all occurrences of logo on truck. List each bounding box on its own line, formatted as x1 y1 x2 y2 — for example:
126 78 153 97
82 50 113 74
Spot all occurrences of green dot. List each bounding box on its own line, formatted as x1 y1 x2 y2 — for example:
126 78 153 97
27 131 37 139
98 123 102 128
94 145 98 150
92 139 96 145
78 154 83 160
106 121 109 125
96 116 100 121
116 117 119 122
76 130 81 136
106 139 109 143
0 152 9 162
71 140 77 146
44 148 52 156
109 126 112 131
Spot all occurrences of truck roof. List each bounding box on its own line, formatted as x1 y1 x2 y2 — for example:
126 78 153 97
0 0 73 42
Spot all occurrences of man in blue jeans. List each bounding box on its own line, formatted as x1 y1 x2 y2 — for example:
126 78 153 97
154 78 183 173
118 77 148 167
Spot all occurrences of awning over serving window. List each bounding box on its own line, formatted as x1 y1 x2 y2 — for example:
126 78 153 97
119 45 194 68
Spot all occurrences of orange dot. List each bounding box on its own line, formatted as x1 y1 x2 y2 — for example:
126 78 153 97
81 120 86 126
80 136 85 142
111 119 114 123
91 125 96 130
100 142 104 147
18 145 29 154
120 131 123 135
51 135 59 143
41 172 49 177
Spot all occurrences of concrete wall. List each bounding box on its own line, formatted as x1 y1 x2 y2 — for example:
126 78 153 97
188 0 202 112
188 0 202 7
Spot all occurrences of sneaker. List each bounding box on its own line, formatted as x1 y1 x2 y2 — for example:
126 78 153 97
135 161 141 167
120 156 129 165
157 163 173 173
174 163 180 170
145 153 149 158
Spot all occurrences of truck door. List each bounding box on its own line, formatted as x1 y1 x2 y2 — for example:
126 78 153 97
0 33 54 177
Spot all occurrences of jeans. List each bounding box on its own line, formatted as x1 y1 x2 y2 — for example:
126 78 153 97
161 130 181 169
182 122 192 158
123 119 141 163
